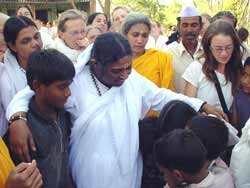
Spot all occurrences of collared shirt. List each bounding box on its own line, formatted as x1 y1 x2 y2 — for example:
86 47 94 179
163 41 203 93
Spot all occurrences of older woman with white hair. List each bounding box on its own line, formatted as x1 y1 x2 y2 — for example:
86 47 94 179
55 9 89 63
84 25 103 44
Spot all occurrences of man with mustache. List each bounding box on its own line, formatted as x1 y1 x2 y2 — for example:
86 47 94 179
163 6 203 94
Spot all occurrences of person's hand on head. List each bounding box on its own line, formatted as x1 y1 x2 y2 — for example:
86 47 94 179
201 103 229 122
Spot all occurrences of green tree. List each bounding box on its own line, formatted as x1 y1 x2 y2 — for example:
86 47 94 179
111 0 250 29
193 0 250 28
112 0 181 27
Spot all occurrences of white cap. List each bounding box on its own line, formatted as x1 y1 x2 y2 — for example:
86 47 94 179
178 6 201 18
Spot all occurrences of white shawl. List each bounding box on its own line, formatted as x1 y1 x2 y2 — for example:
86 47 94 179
54 38 84 63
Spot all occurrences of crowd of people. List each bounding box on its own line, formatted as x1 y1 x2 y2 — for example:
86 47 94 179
0 4 250 188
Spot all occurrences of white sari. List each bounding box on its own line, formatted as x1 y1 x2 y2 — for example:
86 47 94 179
69 70 142 188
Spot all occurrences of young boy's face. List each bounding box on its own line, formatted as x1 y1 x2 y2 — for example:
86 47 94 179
40 80 72 109
241 65 250 95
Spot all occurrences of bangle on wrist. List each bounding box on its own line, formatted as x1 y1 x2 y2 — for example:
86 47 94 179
8 114 27 125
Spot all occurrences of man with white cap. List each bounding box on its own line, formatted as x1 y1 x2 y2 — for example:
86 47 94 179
163 6 203 94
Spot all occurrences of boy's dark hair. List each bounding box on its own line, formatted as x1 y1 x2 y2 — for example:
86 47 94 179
26 49 75 90
139 117 159 158
139 117 166 188
187 115 229 161
154 129 207 174
237 27 249 42
244 56 250 67
158 100 198 134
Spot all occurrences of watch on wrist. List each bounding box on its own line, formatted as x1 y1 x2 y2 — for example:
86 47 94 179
8 114 27 125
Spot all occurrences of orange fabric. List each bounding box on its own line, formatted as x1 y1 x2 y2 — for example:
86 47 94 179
0 138 15 188
133 48 174 117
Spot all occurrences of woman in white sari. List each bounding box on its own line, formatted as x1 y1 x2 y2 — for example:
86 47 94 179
6 33 227 188
0 16 42 136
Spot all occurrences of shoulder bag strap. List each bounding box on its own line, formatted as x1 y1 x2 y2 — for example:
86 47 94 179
211 71 231 116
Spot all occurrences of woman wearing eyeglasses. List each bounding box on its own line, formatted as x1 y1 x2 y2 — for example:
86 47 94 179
54 9 89 63
182 20 242 119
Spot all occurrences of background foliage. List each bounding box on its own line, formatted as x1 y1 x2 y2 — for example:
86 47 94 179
110 0 250 30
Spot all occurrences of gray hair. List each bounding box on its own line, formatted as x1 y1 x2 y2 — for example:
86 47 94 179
121 12 151 35
85 24 103 35
112 6 130 20
57 9 84 32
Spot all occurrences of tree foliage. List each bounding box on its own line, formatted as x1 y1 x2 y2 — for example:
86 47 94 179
111 0 250 29
112 0 177 25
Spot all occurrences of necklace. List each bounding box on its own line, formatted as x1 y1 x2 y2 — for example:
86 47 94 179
90 68 102 96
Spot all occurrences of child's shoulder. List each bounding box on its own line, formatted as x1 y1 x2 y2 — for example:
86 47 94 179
209 158 229 173
209 158 235 188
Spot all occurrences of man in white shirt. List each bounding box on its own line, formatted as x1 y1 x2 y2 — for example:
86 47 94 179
163 6 203 93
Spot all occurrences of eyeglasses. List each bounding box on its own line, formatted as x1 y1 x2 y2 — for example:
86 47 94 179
68 30 85 38
210 45 234 54
242 71 250 79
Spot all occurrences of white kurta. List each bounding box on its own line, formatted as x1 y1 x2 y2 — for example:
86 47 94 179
6 46 204 188
163 41 203 94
